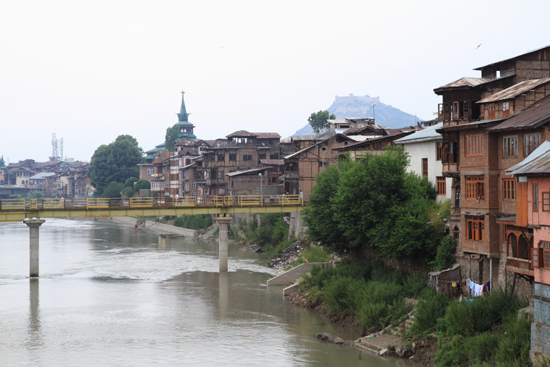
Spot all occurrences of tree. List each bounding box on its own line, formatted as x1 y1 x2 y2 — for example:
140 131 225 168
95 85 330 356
165 123 180 151
304 146 442 261
88 135 143 196
0 156 5 168
308 110 336 133
103 181 125 198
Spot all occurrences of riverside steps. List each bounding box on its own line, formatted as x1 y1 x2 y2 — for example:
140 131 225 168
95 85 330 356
0 195 303 277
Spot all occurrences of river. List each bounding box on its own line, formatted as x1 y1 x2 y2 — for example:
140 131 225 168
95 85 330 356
0 218 414 366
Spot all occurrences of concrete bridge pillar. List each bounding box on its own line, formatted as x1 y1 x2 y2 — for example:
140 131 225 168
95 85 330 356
23 219 45 278
214 216 232 272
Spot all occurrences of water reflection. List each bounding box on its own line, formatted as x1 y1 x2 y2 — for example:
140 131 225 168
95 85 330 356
219 271 229 317
27 279 42 349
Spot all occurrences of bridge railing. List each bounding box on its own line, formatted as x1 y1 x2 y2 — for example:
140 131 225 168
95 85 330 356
1 199 26 210
130 197 154 208
0 195 304 211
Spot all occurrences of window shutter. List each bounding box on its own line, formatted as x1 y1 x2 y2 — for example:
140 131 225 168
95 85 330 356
533 247 539 268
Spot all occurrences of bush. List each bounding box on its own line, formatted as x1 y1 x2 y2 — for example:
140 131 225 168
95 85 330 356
411 288 451 337
174 214 213 230
433 235 457 271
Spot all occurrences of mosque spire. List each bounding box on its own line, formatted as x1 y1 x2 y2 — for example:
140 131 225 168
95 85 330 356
177 90 190 122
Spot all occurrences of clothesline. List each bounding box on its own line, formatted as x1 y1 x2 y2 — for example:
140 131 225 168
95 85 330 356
467 279 491 297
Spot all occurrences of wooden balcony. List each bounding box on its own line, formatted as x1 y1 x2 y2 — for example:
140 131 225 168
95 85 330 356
506 257 534 277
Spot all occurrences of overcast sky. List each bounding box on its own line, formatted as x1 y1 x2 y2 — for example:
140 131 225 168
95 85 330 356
1 0 549 163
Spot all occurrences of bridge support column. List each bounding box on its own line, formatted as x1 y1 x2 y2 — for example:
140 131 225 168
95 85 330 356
23 219 45 278
214 216 232 272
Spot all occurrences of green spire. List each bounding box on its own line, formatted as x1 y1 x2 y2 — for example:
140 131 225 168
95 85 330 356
177 91 190 122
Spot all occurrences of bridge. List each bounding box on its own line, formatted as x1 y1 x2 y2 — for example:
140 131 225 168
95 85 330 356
0 195 304 277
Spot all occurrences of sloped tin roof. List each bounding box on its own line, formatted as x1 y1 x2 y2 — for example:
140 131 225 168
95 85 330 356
508 141 550 175
488 94 550 131
478 78 550 104
394 123 442 144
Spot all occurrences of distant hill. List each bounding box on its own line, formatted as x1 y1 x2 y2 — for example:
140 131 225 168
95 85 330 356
293 94 421 136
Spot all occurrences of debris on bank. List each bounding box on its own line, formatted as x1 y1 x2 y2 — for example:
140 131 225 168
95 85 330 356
267 236 309 271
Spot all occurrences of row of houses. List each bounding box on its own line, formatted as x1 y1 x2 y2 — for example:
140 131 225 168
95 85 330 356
0 158 93 198
386 45 550 360
139 92 425 203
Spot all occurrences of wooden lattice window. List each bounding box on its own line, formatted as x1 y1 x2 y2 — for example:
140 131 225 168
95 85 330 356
543 192 550 212
422 158 428 178
525 133 541 156
437 177 446 195
436 142 443 161
465 176 484 200
502 178 516 200
533 185 539 211
466 216 484 241
465 134 484 156
503 136 518 158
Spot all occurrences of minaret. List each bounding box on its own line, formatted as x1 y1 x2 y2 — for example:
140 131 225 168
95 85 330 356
177 91 190 122
175 91 197 141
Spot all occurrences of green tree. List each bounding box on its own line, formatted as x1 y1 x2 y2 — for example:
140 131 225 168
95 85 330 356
0 156 5 168
304 146 441 260
124 177 138 188
103 181 125 198
165 123 180 151
308 110 336 133
133 179 151 192
88 135 143 196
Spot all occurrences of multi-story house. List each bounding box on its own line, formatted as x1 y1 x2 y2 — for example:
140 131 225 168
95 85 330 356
435 45 550 292
394 123 452 203
507 141 550 361
194 130 282 197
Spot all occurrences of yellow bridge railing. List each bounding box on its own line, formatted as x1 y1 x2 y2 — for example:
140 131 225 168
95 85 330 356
0 195 304 212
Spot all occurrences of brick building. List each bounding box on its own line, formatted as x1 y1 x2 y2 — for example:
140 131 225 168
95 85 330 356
507 141 550 360
435 45 550 294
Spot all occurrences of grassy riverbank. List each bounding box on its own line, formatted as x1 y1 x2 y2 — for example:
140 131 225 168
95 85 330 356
295 259 537 367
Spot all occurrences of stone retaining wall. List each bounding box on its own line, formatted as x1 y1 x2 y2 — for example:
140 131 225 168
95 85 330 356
106 217 197 238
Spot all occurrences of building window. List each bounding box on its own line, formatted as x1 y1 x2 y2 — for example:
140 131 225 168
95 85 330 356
465 176 484 200
218 171 222 179
184 170 189 178
192 181 196 189
229 154 236 161
270 153 279 159
525 133 541 156
436 142 443 161
243 155 252 161
503 136 518 158
465 134 484 156
502 178 516 200
503 102 510 111
147 168 154 175
437 177 446 195
542 242 550 269
259 153 266 160
218 154 225 162
184 182 189 190
466 216 484 241
533 185 539 211
543 192 550 212
422 158 428 177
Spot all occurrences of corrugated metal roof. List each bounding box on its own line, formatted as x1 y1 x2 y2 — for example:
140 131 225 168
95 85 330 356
255 132 281 139
226 130 257 137
284 143 317 159
488 94 550 131
474 45 550 70
394 123 443 144
29 172 55 180
435 77 489 91
226 167 271 177
478 78 550 104
507 141 550 175
260 159 284 165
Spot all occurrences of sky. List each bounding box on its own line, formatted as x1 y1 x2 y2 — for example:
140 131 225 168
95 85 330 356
1 0 550 163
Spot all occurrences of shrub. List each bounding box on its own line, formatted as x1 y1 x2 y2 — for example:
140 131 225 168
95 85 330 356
433 235 457 271
174 214 213 230
411 288 451 337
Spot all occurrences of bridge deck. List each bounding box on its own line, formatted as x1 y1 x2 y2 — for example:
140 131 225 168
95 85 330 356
0 195 304 222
